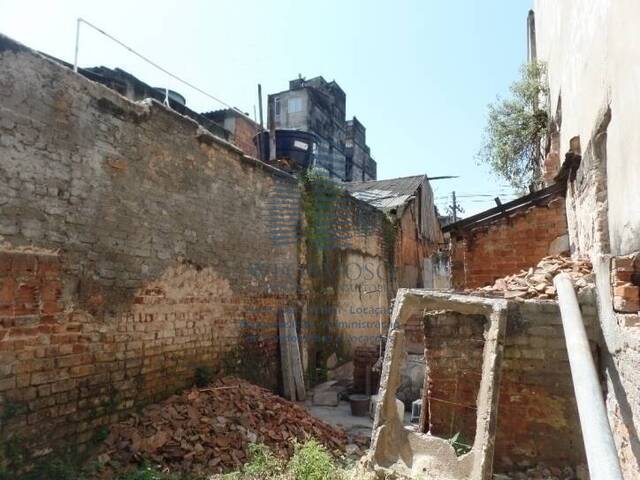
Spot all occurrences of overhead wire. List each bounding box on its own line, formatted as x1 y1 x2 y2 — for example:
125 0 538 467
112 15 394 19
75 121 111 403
74 18 252 121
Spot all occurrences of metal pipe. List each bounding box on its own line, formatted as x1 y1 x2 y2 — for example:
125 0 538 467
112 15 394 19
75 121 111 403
527 9 537 63
72 18 251 120
554 273 623 480
74 17 81 72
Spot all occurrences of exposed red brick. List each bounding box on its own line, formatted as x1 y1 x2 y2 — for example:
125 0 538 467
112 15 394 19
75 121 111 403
450 198 568 289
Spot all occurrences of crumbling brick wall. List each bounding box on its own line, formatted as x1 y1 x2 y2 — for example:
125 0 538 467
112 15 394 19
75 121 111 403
494 300 598 471
0 35 300 449
419 299 597 472
303 186 392 379
422 311 485 445
449 196 568 289
231 115 259 158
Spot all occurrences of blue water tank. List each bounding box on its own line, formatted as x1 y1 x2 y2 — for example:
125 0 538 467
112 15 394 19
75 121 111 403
275 130 316 169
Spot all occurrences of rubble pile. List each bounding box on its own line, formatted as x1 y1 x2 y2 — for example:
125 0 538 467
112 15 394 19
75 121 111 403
495 462 587 480
99 377 346 475
473 255 593 300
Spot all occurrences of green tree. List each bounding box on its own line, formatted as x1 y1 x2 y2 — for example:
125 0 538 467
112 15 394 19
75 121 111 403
478 62 549 191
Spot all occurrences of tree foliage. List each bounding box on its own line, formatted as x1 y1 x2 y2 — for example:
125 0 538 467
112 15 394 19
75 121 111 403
478 62 549 190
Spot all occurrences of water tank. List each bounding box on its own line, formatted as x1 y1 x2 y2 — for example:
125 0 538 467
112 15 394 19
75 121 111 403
275 130 316 169
153 88 186 108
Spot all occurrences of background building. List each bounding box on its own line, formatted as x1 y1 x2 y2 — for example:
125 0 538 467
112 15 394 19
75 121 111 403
345 117 377 182
268 76 377 181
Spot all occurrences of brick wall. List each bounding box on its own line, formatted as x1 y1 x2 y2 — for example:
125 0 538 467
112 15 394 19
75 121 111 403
450 196 568 289
418 299 597 472
494 300 598 471
0 36 300 450
230 115 259 158
421 311 485 445
0 35 397 459
302 185 392 378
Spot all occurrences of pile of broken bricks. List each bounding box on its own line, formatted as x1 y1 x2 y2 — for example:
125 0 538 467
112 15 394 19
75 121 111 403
97 377 346 476
472 255 593 300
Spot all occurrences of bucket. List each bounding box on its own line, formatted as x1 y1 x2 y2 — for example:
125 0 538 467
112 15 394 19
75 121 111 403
349 394 370 417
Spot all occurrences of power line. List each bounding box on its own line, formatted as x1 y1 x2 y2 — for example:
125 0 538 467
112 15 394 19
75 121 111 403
73 18 251 121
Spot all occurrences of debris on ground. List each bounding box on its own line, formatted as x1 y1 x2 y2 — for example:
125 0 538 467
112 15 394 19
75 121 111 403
98 377 346 476
494 461 588 480
471 255 593 300
311 380 348 407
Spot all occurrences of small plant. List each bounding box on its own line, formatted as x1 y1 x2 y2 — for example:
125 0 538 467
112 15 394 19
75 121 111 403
242 443 284 478
217 439 348 480
0 400 27 424
478 61 549 191
194 366 214 388
114 464 183 480
91 425 110 445
448 432 472 457
287 439 341 480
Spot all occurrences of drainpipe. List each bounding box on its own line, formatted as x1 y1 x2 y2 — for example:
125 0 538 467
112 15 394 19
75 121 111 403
527 9 537 64
553 273 623 480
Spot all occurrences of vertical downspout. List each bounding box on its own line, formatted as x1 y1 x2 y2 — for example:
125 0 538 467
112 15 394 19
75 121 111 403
554 273 623 480
74 18 81 72
527 9 537 63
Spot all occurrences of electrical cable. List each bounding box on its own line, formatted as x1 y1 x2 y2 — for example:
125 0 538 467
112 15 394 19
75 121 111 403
74 18 251 121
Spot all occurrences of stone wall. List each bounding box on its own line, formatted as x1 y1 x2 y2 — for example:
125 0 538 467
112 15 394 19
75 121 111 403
0 35 300 450
449 196 568 289
535 2 640 477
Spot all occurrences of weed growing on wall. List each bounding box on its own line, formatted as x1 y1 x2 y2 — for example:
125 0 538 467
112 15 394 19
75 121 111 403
478 61 549 191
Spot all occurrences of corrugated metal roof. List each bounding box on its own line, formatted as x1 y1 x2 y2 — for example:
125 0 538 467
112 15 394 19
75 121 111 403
343 175 426 211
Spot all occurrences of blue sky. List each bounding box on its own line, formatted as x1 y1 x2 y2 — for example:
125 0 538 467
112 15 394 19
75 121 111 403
0 0 532 215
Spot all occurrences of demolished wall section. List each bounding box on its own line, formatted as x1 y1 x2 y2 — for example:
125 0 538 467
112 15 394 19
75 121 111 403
449 197 568 289
418 299 596 472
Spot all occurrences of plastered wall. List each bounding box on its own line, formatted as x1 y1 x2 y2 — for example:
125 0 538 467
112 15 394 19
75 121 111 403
535 2 640 477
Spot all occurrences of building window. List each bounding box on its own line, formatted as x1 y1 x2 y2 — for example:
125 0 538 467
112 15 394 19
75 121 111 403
345 158 353 182
288 96 303 113
274 97 281 116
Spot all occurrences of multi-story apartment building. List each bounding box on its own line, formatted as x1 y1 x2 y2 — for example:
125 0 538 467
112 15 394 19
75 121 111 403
267 76 376 181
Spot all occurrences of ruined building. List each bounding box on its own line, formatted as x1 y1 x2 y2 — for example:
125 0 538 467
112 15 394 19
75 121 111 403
345 174 446 289
268 76 377 182
534 2 640 478
366 3 640 480
446 184 568 289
